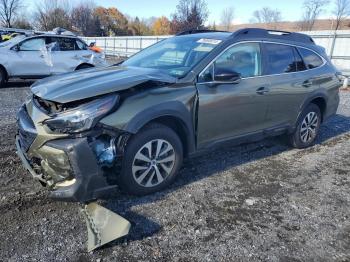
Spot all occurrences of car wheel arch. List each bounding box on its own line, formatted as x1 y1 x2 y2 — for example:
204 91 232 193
75 63 94 71
0 64 8 80
298 92 328 124
124 102 196 157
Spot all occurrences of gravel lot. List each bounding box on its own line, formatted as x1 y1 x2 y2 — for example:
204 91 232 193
0 82 349 262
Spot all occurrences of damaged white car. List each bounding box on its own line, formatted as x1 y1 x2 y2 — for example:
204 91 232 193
0 34 108 88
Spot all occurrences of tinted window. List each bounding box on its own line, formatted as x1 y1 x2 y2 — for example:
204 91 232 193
298 48 323 69
76 39 87 50
48 37 77 51
19 37 46 51
293 48 307 71
214 43 261 79
265 43 299 74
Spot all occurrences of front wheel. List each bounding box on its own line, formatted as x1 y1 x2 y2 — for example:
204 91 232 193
289 103 321 149
118 123 183 195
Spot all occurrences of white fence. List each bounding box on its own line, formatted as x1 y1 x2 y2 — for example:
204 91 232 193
82 30 350 74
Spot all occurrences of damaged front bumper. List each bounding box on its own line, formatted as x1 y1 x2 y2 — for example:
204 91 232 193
16 103 123 203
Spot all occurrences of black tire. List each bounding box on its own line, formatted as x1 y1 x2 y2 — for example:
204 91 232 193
76 64 93 70
289 103 321 149
118 123 183 196
0 68 6 88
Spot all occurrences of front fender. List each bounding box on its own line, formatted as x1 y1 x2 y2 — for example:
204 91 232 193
99 85 197 153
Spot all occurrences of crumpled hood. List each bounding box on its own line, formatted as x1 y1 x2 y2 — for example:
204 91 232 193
31 66 177 103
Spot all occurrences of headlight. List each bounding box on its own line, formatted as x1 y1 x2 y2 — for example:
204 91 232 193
44 95 118 134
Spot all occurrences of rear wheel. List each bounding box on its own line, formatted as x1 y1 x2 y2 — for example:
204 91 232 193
118 124 183 195
289 103 321 148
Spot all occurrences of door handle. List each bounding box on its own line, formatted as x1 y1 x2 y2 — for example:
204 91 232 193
40 54 45 58
256 86 269 95
302 80 312 88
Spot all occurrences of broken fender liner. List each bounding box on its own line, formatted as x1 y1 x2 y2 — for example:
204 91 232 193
81 202 131 252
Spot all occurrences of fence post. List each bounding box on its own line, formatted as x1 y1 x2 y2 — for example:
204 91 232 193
113 37 116 56
140 37 142 52
329 31 337 60
126 38 128 56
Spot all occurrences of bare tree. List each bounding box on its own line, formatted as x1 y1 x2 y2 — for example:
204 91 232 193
71 1 98 35
220 7 234 31
0 0 22 27
300 0 330 31
170 0 209 33
252 7 282 24
333 0 350 30
34 0 72 31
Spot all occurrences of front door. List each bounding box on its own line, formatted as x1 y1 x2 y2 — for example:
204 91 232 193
196 42 271 148
10 37 50 77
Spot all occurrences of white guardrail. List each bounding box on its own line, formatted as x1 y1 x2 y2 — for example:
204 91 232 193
82 30 350 74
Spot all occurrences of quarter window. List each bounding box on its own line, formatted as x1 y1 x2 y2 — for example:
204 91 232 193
76 39 87 50
19 38 46 51
264 43 298 74
298 48 323 69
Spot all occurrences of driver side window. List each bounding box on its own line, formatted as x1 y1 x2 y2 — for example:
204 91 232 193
19 38 46 51
199 43 262 82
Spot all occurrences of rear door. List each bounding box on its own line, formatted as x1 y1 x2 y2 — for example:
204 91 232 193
262 43 311 128
10 37 50 77
48 37 88 74
196 42 271 148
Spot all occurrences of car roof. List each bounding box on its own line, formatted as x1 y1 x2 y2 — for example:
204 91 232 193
176 28 316 49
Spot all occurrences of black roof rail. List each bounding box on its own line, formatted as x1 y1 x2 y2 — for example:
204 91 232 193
232 28 315 45
176 29 229 36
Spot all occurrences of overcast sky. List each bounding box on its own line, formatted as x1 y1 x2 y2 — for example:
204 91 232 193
24 0 335 24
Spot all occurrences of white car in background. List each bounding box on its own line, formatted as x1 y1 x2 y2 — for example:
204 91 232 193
0 34 108 88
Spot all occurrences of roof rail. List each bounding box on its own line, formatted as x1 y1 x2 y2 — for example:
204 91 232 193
232 28 315 45
176 29 229 36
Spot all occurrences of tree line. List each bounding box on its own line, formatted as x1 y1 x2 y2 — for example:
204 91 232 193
0 0 349 36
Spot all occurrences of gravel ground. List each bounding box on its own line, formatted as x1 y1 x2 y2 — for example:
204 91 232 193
0 82 349 262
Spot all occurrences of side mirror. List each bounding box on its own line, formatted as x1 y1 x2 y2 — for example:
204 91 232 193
214 69 241 84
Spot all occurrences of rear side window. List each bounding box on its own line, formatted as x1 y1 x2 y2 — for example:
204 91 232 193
48 37 77 51
264 43 298 74
298 48 324 69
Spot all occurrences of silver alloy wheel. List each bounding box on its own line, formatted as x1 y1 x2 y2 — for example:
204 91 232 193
132 139 175 188
300 112 318 143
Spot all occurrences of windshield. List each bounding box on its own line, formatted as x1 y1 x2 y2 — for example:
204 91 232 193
0 35 25 47
122 36 223 78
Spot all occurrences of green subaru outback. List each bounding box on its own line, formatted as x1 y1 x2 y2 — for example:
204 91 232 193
16 28 341 202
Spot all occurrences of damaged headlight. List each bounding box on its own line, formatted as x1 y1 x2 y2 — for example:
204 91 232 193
44 95 119 134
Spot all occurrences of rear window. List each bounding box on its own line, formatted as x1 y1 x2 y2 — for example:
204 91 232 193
298 48 324 69
264 43 298 74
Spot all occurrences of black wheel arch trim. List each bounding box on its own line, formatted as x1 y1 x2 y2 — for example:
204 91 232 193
75 63 94 70
0 64 8 80
123 101 196 155
298 89 328 123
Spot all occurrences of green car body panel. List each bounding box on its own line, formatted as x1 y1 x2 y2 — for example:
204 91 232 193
16 29 342 202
